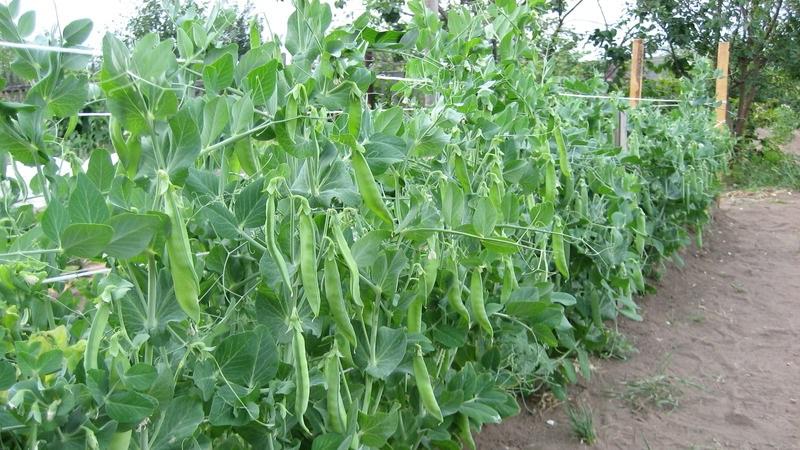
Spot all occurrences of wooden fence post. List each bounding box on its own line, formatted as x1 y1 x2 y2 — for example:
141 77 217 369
628 38 644 108
715 41 730 128
422 0 438 107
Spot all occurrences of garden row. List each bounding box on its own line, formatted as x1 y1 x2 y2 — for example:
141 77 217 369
0 0 730 449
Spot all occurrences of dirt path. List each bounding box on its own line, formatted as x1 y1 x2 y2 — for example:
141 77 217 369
477 191 800 450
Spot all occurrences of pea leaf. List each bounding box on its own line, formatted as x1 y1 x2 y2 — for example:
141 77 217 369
87 149 115 192
150 396 204 450
61 223 113 257
63 18 93 46
472 197 497 237
69 174 109 224
105 213 162 259
365 327 406 380
124 363 157 391
215 325 279 390
105 391 158 423
42 200 69 244
364 134 406 175
0 361 16 390
234 178 267 229
246 60 279 108
358 408 399 448
202 53 234 94
167 109 201 177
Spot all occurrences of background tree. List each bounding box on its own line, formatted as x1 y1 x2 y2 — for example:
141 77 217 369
122 0 262 55
591 0 800 137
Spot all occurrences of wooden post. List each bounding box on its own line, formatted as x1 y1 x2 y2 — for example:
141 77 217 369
715 41 730 128
614 110 628 151
628 38 644 108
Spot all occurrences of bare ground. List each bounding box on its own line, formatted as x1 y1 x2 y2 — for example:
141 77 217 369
477 191 800 450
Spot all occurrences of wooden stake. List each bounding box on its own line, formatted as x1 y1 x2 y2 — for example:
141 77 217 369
715 41 730 128
628 39 644 108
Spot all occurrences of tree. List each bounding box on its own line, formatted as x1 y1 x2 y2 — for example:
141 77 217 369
592 0 800 136
122 0 262 55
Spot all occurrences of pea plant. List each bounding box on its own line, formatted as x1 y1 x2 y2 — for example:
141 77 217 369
0 0 729 449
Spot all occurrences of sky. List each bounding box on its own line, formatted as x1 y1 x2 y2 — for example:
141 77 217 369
14 0 627 51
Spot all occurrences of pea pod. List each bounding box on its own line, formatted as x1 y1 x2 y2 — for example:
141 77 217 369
330 214 362 307
325 351 347 433
470 267 493 339
552 216 570 279
423 236 439 297
408 267 425 334
458 413 476 450
554 123 572 180
108 430 132 450
265 191 293 296
447 257 470 324
324 242 357 347
298 198 321 316
291 312 310 432
351 145 393 226
162 178 201 322
634 208 647 256
500 256 517 304
544 157 557 203
83 302 110 372
412 348 443 422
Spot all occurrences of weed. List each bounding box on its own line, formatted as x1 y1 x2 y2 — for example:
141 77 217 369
598 330 638 361
566 402 597 445
726 147 800 191
620 374 686 412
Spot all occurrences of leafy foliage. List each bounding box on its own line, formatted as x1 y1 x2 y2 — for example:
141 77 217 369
0 0 728 449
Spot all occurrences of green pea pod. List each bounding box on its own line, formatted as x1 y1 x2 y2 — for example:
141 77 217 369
351 145 393 226
408 270 425 334
298 198 321 316
108 430 132 450
423 236 439 297
470 268 493 339
324 244 357 347
265 193 293 296
83 302 110 372
447 258 470 324
413 348 443 422
500 256 517 304
544 157 557 203
458 413 476 450
164 183 201 322
552 216 570 279
325 351 347 433
291 313 310 433
554 123 572 180
330 214 362 307
286 96 297 142
634 209 647 256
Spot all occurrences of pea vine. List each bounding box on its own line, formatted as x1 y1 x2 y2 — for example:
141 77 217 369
0 0 729 449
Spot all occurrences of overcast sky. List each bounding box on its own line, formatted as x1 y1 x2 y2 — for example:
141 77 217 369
18 0 627 49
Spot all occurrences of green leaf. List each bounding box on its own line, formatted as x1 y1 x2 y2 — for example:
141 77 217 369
69 174 109 224
200 202 240 240
201 96 230 148
0 361 16 390
311 433 347 450
105 213 162 259
372 107 404 136
215 326 278 390
202 53 234 94
550 292 577 306
36 349 63 375
364 134 406 175
124 363 157 391
358 408 399 448
234 178 266 229
63 18 92 46
42 200 69 244
61 223 113 257
246 59 279 109
150 396 204 450
167 108 201 177
87 149 115 192
472 197 497 237
105 391 158 423
529 201 554 227
366 327 406 379
16 10 33 36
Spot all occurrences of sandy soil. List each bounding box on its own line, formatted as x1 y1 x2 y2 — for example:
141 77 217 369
477 190 800 450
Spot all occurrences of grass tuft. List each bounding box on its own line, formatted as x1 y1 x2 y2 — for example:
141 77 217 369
726 148 800 191
566 402 597 445
619 374 685 412
598 330 637 361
